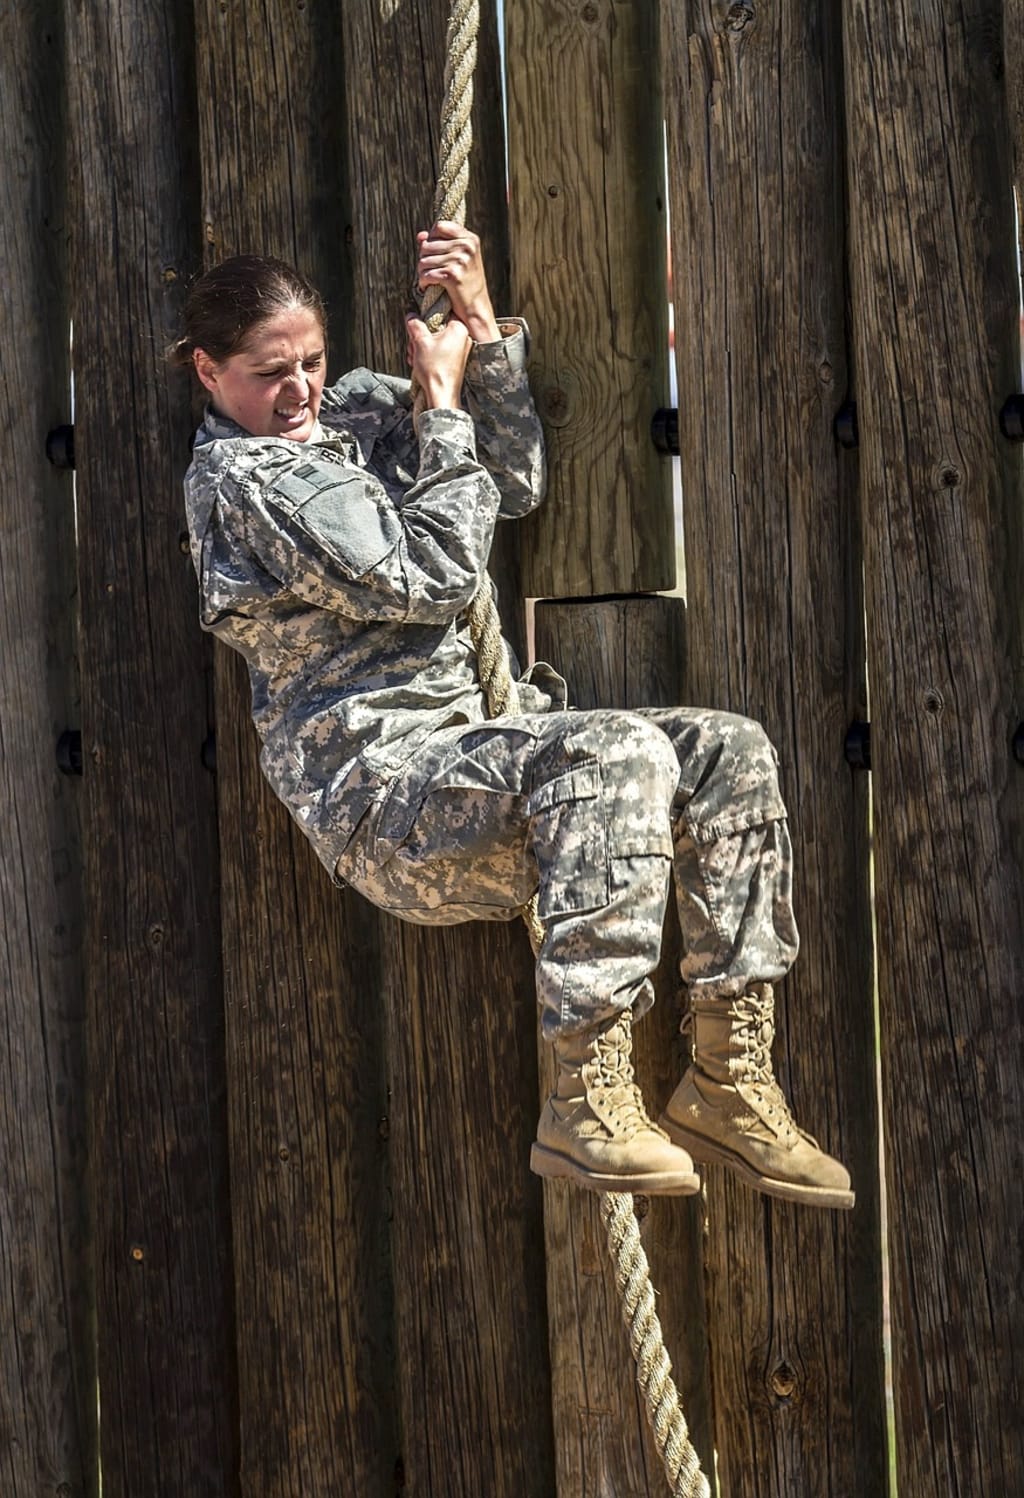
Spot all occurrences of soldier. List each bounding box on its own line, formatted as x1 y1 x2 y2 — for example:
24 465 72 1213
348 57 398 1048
173 222 853 1208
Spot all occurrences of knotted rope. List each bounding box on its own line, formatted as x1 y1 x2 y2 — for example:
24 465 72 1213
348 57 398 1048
419 4 709 1492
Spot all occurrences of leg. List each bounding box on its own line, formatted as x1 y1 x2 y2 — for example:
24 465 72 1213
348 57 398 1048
335 710 700 1193
634 708 854 1209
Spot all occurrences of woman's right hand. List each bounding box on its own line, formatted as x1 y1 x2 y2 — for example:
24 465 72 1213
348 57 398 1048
406 314 471 410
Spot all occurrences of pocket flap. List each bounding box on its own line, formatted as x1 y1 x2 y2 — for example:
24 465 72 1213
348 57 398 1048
527 760 600 814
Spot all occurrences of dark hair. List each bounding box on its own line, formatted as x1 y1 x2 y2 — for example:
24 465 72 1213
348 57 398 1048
168 255 326 367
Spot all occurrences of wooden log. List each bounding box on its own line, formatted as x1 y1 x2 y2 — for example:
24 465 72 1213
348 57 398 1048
0 5 92 1494
65 1 236 1493
535 598 717 1496
339 5 556 1493
663 4 884 1493
844 3 1024 1491
506 0 675 598
193 2 397 1491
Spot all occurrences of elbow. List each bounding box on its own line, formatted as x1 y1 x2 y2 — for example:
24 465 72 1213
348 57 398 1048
403 564 485 623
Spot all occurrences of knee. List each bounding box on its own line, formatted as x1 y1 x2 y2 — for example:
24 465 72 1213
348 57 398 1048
678 712 787 837
564 711 681 803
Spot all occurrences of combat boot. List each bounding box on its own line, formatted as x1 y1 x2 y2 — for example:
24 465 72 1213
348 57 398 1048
531 1009 700 1195
659 984 854 1209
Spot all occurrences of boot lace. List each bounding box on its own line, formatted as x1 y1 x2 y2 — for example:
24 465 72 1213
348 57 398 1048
733 1004 816 1146
591 1018 666 1140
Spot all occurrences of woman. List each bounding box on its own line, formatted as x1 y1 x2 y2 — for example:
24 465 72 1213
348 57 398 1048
175 221 853 1207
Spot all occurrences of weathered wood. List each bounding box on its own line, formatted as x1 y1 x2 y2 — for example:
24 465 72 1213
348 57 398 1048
193 2 397 1491
382 922 552 1496
844 3 1024 1492
0 5 91 1494
506 0 674 597
65 1 236 1492
664 4 884 1494
535 598 717 1496
339 5 555 1493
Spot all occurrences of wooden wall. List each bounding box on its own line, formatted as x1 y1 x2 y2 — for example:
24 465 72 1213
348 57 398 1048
2 1 1022 1495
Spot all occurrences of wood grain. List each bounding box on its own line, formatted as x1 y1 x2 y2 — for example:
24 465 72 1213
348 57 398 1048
66 0 236 1492
664 3 884 1494
193 0 397 1490
0 4 92 1494
506 0 675 597
535 598 717 1496
844 2 1024 1491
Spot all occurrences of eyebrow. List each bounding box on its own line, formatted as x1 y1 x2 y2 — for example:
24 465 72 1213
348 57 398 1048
249 348 326 367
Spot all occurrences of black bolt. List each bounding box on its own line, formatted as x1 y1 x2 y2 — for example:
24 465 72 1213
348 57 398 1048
56 729 83 776
201 732 217 773
833 400 858 450
999 394 1024 442
844 720 870 771
1013 722 1024 765
651 407 679 456
46 424 75 470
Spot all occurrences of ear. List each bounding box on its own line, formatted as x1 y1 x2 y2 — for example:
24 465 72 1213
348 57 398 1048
193 348 220 396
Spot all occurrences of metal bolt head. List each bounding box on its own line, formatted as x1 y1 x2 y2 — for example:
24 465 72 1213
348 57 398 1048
651 407 680 456
833 400 858 450
1000 394 1024 442
46 424 75 470
56 729 83 776
844 720 871 771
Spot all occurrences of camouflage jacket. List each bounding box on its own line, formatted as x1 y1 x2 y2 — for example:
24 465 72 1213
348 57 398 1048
184 323 565 877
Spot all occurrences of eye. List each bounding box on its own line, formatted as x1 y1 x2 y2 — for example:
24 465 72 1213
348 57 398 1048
303 356 323 372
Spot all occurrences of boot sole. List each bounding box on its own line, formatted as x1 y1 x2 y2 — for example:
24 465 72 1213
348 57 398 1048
529 1142 701 1196
660 1118 855 1211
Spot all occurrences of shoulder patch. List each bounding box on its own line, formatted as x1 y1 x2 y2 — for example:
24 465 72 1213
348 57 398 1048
254 460 401 581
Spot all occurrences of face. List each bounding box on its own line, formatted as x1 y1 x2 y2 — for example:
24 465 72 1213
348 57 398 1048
193 305 327 441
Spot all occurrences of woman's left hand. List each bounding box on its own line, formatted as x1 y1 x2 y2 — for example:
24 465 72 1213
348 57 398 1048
416 222 500 343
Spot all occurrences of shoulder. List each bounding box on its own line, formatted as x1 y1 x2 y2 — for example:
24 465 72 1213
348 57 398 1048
320 366 412 418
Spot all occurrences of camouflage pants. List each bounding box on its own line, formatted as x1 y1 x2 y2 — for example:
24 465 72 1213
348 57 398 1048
336 708 799 1039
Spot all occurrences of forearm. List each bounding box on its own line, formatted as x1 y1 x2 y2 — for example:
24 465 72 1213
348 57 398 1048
463 323 547 517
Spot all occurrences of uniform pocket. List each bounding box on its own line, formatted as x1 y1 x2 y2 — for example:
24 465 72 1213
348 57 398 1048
527 760 609 919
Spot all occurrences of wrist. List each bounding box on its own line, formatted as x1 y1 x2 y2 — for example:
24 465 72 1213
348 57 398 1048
421 375 463 410
457 296 500 344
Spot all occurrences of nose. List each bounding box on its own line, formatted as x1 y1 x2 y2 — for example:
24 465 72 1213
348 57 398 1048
282 368 309 402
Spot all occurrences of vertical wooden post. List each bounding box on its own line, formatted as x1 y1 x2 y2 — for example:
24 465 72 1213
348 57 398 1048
534 599 717 1495
844 2 1024 1491
0 4 92 1493
506 0 675 598
193 3 397 1492
339 5 555 1493
66 1 236 1493
508 3 711 1490
663 3 885 1493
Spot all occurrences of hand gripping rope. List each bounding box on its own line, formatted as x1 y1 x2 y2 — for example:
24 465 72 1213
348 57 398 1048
415 3 710 1493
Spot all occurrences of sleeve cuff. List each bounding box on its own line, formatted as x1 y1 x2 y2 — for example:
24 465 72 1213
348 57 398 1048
415 406 478 468
465 317 531 387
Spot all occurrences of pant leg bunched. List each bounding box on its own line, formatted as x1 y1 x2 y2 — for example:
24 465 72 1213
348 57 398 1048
526 711 700 1194
527 710 680 1041
635 708 854 1210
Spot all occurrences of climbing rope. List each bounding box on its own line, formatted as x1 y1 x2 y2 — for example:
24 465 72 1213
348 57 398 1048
420 4 709 1493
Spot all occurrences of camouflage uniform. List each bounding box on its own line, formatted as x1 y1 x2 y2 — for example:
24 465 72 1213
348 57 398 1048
184 322 798 1039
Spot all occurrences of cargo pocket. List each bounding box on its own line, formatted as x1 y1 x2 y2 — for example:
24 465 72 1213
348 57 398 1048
527 760 609 919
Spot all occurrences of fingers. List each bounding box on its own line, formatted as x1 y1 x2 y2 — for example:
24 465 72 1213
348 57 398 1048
414 223 498 343
405 313 470 367
416 224 481 287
